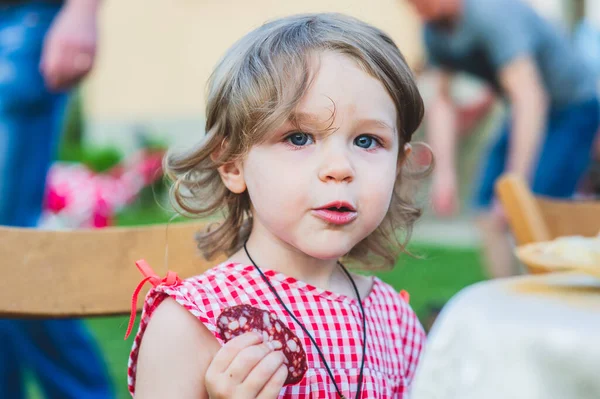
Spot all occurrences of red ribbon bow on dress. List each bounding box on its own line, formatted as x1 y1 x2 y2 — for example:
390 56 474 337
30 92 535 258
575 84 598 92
124 259 181 340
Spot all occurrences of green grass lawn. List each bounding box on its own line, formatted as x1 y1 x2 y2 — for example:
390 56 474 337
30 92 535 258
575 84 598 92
29 203 486 398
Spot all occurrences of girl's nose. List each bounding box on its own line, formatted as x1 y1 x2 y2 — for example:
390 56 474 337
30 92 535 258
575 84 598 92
318 146 355 183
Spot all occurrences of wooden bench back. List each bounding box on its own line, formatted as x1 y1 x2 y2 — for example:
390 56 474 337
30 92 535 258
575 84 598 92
496 174 600 245
0 221 221 317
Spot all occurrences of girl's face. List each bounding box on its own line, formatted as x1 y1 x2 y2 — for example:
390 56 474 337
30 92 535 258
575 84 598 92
221 51 405 260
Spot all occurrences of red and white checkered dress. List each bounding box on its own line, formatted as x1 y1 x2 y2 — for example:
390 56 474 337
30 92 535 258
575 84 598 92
127 262 425 398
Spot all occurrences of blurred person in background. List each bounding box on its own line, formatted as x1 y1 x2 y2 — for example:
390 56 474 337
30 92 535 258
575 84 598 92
0 0 113 397
408 0 600 278
574 16 600 197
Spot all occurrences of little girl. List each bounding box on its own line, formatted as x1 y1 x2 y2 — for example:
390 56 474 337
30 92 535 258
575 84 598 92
127 13 427 398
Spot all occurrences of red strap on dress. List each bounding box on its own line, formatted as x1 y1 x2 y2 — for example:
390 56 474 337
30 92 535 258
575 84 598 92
124 259 181 339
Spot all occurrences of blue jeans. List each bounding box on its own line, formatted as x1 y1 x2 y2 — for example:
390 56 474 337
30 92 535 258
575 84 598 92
0 3 113 398
474 97 600 208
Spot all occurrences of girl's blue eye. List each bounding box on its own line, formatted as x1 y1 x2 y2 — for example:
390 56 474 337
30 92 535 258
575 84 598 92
288 133 313 146
354 135 378 149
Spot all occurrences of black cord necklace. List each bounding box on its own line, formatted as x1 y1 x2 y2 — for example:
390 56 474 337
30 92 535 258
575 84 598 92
243 242 367 399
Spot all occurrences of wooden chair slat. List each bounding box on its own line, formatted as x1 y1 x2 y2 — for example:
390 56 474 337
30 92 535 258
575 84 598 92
0 221 220 317
536 197 600 239
496 174 600 246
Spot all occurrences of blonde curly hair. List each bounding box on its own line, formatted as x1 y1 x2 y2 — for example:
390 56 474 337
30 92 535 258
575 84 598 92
166 13 428 269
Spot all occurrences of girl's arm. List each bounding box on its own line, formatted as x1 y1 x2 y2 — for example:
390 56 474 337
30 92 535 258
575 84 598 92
134 298 218 398
134 298 288 398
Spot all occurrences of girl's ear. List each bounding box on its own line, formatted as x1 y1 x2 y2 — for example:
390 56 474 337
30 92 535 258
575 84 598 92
397 143 412 174
212 139 247 194
218 160 247 194
403 143 412 160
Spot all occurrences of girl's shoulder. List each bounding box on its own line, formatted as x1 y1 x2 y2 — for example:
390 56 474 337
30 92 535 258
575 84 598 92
127 262 259 395
182 261 259 288
367 277 425 340
174 261 264 304
367 276 415 313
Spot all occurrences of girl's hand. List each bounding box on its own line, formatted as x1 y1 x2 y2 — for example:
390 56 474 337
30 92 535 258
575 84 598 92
205 332 288 399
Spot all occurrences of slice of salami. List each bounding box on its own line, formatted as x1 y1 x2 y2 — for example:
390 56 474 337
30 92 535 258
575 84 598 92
217 304 307 385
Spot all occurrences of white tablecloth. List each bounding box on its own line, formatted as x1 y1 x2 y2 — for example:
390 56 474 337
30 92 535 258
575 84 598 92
411 272 600 399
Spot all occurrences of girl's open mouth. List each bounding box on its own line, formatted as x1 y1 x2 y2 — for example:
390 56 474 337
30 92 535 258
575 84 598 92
312 201 358 225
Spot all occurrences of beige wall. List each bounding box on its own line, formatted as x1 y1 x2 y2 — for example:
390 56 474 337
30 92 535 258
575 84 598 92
84 0 423 122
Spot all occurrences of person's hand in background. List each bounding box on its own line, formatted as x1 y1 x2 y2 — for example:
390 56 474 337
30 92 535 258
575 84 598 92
490 198 506 225
40 0 100 91
431 172 459 217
